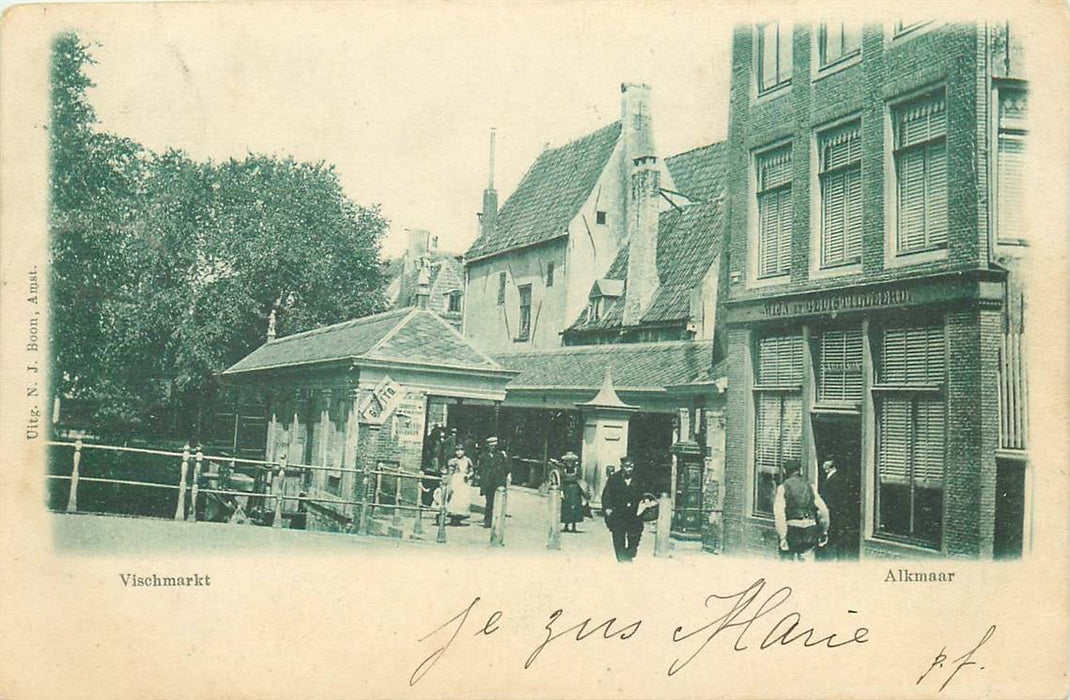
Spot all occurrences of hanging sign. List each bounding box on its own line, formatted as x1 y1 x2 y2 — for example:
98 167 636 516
359 375 403 424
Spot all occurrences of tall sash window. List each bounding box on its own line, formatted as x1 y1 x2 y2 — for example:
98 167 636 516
756 145 793 279
874 325 946 548
819 122 863 268
893 93 947 255
753 334 803 516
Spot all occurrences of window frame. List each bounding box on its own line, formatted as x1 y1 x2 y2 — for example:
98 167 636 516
871 323 947 550
446 291 462 313
885 88 949 267
516 284 532 342
753 142 794 283
817 22 862 70
816 119 864 272
546 261 555 287
496 271 506 306
756 22 793 96
994 81 1028 246
750 333 804 519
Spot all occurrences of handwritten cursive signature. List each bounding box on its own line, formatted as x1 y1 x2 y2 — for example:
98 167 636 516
409 597 503 686
917 625 996 692
668 578 869 676
410 578 871 686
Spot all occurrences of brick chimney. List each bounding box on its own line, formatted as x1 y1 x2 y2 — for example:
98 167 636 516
620 83 656 168
623 156 660 326
480 128 498 240
400 229 431 306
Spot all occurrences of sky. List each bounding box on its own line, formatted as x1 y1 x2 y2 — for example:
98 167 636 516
70 2 733 259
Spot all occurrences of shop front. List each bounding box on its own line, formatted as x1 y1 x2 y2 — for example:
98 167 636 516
721 270 1014 560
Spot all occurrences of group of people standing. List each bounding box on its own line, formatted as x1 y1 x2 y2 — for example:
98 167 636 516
420 427 511 528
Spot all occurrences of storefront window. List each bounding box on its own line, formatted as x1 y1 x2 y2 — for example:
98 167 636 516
753 334 803 517
874 325 946 548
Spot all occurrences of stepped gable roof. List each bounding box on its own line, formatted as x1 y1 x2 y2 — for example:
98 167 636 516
465 121 623 261
566 197 724 332
665 141 726 203
224 308 504 376
494 340 714 392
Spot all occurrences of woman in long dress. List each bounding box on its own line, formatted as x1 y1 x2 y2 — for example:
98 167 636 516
446 464 472 526
559 453 588 533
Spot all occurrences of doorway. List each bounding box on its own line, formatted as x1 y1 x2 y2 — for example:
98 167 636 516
994 458 1026 559
811 413 861 560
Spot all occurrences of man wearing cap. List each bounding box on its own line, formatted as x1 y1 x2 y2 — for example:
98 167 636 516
480 437 509 528
773 460 830 562
600 456 649 562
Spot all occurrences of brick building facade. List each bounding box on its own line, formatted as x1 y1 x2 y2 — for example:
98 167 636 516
720 22 1029 559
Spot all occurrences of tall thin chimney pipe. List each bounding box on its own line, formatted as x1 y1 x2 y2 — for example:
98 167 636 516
488 127 497 189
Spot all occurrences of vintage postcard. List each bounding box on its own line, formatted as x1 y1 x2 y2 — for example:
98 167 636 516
1 1 1068 698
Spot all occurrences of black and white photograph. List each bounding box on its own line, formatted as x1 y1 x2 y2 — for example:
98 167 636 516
1 3 1068 698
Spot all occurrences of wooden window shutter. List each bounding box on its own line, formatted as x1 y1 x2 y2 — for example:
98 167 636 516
877 396 911 484
757 335 803 385
879 326 944 385
998 135 1025 241
819 329 863 403
914 397 945 485
755 394 781 475
925 140 948 247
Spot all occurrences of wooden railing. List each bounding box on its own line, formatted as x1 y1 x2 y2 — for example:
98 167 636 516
997 332 1028 452
46 440 450 542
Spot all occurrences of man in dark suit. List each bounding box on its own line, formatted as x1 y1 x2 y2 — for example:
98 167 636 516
480 437 509 528
600 456 648 562
819 458 853 560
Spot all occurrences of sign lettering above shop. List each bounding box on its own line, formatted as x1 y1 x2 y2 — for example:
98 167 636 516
763 289 912 319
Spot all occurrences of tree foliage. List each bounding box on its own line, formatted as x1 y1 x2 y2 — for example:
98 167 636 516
49 33 389 438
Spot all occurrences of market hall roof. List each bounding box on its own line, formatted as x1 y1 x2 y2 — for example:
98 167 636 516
223 308 510 377
464 121 623 262
493 340 715 393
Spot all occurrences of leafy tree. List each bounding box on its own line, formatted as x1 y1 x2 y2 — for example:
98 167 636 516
49 33 389 439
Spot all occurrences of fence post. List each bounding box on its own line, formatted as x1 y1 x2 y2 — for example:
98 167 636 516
412 501 424 537
175 443 190 520
436 475 448 544
392 467 403 528
546 483 561 551
66 438 83 513
190 445 203 522
654 493 673 557
360 462 373 535
272 453 287 529
490 486 507 546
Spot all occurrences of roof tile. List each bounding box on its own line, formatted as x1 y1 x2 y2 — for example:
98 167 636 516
465 122 622 260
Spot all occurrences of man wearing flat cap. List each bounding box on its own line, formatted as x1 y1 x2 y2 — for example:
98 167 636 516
600 456 650 562
480 436 509 528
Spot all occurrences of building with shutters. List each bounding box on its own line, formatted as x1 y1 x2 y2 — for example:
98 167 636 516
720 22 1029 559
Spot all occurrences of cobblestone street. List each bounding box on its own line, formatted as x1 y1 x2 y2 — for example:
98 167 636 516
52 484 703 563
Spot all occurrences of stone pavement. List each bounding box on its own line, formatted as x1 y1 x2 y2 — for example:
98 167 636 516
52 484 707 562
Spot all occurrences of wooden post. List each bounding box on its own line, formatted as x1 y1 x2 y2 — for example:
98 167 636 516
490 486 507 546
654 493 673 557
546 483 561 550
66 438 83 513
190 446 204 522
272 453 287 529
392 467 403 527
412 500 424 537
435 475 448 544
374 471 383 519
175 443 190 520
360 462 373 535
